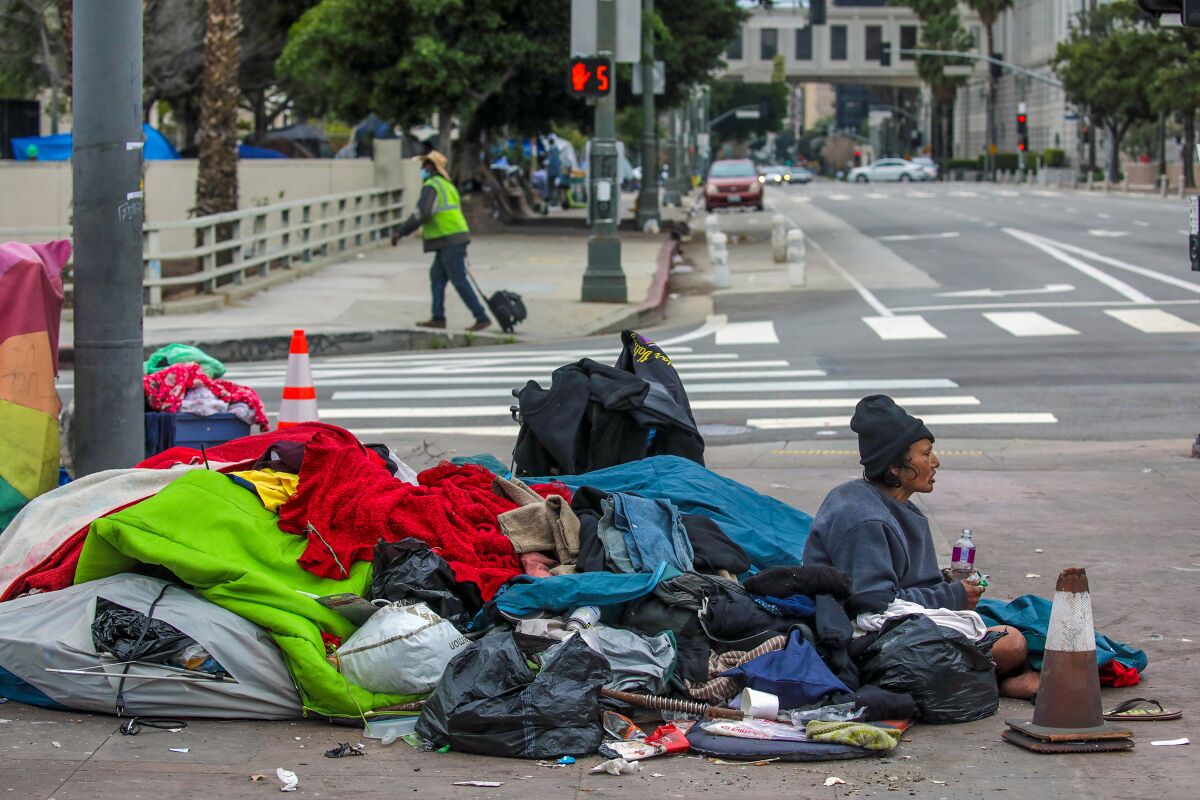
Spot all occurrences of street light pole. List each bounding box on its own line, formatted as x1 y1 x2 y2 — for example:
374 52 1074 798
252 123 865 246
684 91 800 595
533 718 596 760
582 0 627 302
71 0 146 476
635 0 659 231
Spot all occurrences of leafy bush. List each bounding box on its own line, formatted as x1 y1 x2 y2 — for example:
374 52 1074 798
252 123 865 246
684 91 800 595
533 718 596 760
946 158 982 171
1042 148 1066 168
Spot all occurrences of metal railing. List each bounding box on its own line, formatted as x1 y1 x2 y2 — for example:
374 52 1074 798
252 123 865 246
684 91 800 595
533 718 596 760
0 185 405 312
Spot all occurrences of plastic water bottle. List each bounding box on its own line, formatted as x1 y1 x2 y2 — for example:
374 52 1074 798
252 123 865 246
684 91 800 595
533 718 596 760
950 529 976 581
565 606 601 632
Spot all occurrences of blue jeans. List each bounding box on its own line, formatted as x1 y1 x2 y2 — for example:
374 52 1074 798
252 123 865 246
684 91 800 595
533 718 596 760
430 242 488 322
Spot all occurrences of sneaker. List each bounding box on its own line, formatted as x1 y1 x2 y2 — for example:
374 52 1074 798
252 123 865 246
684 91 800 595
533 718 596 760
416 318 446 329
466 319 491 332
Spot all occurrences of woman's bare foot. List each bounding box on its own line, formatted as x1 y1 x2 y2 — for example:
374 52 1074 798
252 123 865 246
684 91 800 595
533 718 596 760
999 669 1041 699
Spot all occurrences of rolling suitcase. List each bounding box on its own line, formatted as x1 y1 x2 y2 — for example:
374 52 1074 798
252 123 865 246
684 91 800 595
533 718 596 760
467 264 527 334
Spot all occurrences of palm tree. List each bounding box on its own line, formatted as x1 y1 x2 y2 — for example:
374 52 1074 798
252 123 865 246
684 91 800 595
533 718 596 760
195 0 242 219
916 13 975 164
964 0 1013 177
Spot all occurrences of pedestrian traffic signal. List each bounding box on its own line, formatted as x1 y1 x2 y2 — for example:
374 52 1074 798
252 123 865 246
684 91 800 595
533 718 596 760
568 57 612 98
880 42 891 67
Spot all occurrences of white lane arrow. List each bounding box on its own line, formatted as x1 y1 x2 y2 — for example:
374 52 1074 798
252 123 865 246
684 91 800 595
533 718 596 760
1088 229 1129 237
936 283 1075 298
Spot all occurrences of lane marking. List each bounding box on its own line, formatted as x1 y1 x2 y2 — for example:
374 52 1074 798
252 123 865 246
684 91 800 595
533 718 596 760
715 320 780 345
241 368 828 388
863 315 947 340
332 378 960 401
891 299 1200 313
1104 308 1200 333
1088 229 1128 238
938 283 1073 298
1017 235 1200 297
348 425 516 437
1097 212 1112 219
1031 190 1061 197
877 232 960 242
983 311 1080 337
296 406 509 419
828 193 851 201
655 314 728 346
1003 228 1155 303
906 191 936 198
233 359 794 381
995 190 1020 197
748 412 1058 430
865 192 888 199
948 191 979 198
227 350 736 376
1135 221 1150 227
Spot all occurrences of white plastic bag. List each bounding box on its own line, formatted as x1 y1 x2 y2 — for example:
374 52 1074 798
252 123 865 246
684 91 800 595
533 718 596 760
335 602 468 695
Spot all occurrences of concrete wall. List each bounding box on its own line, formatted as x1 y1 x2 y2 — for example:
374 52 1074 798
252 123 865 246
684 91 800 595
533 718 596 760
0 145 410 233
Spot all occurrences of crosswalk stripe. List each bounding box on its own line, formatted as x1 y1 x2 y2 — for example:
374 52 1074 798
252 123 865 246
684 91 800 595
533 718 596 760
305 395 985 421
230 359 795 381
240 368 829 388
714 321 779 345
863 315 946 340
1104 308 1200 333
983 312 1079 337
331 378 959 401
349 425 517 437
747 412 1058 430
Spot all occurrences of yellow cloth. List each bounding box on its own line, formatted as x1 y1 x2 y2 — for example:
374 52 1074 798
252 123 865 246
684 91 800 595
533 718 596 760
230 468 300 512
805 720 901 751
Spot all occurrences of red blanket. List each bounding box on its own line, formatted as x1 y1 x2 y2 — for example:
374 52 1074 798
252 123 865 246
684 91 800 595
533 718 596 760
279 439 549 599
138 422 361 470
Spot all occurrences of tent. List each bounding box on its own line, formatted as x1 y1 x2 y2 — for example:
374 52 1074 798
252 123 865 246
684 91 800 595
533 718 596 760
0 573 302 719
11 123 180 161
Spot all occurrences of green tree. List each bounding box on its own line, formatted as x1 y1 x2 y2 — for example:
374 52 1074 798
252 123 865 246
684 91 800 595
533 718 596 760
1149 28 1200 189
1053 1 1159 183
916 12 974 164
708 79 788 142
0 0 69 122
963 0 1013 173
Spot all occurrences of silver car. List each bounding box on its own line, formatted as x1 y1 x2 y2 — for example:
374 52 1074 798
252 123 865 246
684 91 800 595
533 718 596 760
847 158 931 183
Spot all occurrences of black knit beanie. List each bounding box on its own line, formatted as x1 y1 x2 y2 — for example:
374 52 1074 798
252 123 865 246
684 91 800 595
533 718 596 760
851 395 934 482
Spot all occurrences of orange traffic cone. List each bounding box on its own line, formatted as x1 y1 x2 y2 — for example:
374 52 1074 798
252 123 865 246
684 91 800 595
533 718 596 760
1003 568 1134 753
277 329 319 430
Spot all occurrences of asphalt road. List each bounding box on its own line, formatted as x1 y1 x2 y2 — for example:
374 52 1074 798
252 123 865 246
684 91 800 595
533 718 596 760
704 180 1200 444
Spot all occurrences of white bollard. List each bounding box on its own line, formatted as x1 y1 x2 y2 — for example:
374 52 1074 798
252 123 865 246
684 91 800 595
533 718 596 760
710 231 730 289
771 214 787 263
704 213 719 242
786 228 806 287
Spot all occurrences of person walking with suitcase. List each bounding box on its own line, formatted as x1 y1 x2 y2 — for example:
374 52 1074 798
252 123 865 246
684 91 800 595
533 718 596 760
391 150 491 332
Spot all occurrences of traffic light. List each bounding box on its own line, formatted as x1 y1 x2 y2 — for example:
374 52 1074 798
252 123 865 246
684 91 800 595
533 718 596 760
1137 0 1200 26
1016 111 1029 152
853 150 862 166
880 42 891 68
567 57 612 98
989 52 1003 81
810 0 826 26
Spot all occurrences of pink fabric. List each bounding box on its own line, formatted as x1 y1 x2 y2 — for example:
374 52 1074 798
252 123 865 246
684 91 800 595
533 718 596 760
520 552 559 578
144 363 269 429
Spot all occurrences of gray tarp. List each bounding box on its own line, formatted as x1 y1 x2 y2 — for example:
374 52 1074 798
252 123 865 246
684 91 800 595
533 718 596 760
0 574 302 719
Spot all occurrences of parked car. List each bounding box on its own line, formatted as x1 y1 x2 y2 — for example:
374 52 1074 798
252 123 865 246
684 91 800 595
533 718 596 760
758 165 792 185
705 159 764 211
847 158 931 183
911 156 939 180
790 166 814 184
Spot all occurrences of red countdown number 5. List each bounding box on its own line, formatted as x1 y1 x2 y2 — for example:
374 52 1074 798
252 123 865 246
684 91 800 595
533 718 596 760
596 63 609 93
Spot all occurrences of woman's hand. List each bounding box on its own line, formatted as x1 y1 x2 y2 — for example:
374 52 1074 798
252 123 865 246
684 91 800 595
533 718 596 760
961 578 985 610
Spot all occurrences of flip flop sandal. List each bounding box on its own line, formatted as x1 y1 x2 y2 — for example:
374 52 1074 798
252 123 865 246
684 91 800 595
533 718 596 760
1102 698 1183 721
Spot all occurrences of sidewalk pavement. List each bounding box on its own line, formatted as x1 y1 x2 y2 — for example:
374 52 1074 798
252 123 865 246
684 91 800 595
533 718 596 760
1 437 1195 799
59 226 675 364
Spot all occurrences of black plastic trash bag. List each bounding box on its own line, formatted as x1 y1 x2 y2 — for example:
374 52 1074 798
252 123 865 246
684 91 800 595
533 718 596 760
92 599 195 663
857 615 1000 724
367 538 483 630
415 632 611 759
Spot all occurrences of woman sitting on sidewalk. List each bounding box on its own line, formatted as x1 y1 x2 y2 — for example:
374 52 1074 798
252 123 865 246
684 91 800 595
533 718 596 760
802 394 1041 699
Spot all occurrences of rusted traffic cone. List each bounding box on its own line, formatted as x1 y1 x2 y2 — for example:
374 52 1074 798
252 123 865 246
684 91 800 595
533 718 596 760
1003 568 1134 753
277 329 319 430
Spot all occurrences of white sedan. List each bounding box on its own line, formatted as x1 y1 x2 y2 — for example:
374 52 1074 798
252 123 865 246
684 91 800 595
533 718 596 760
847 158 932 183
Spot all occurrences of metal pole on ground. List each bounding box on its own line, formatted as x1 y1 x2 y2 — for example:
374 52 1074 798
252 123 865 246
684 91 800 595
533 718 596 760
71 0 146 476
582 0 627 302
635 0 659 231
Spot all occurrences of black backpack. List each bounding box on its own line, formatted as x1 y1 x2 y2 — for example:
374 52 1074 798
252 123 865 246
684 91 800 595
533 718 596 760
467 265 526 333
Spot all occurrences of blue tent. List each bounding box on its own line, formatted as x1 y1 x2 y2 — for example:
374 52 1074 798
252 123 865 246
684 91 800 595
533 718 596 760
238 143 286 159
12 123 180 161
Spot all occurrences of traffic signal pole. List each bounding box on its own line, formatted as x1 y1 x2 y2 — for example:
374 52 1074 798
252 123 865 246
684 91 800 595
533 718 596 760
582 0 627 302
635 0 659 231
71 0 146 475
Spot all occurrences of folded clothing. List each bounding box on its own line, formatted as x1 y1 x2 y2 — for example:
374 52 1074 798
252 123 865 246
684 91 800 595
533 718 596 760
855 598 987 642
143 363 269 430
229 468 300 513
805 721 900 751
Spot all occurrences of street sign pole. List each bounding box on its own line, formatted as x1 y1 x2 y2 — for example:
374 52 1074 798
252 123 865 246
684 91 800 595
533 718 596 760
635 0 659 231
72 0 146 475
582 0 627 302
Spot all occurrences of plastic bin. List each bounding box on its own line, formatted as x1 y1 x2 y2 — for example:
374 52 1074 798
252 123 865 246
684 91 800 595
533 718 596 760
145 412 251 456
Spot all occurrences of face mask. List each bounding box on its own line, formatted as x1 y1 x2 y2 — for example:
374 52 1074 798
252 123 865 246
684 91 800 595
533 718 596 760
420 168 431 180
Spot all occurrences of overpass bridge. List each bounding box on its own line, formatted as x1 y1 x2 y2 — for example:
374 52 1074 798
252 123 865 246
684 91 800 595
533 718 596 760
717 2 982 88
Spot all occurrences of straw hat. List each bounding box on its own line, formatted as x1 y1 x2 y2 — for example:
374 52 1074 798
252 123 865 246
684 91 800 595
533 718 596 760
419 149 453 182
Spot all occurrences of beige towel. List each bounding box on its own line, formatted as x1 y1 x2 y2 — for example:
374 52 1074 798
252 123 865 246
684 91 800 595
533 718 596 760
494 476 581 574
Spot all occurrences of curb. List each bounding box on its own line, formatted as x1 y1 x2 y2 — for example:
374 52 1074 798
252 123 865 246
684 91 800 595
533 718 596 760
588 237 678 336
59 328 509 368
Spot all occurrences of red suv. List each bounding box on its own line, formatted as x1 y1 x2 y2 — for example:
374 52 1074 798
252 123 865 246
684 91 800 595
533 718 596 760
704 159 763 211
